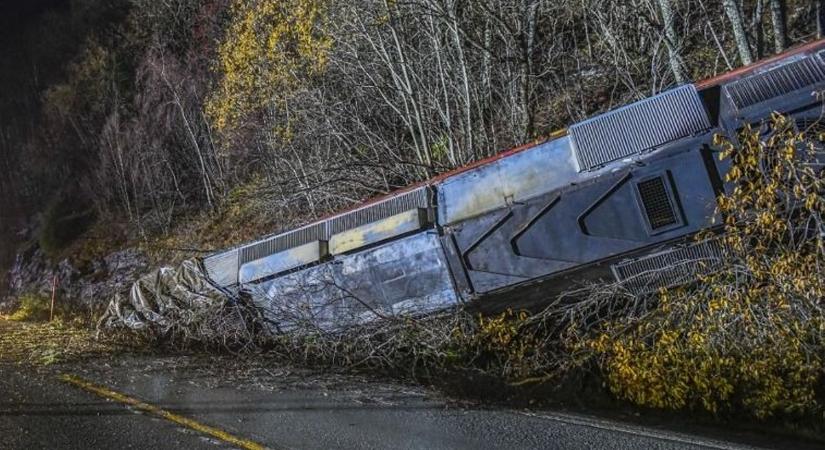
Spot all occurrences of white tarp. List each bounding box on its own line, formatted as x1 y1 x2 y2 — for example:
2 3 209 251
99 258 233 334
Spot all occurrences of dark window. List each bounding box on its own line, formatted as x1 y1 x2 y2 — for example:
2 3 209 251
637 177 678 230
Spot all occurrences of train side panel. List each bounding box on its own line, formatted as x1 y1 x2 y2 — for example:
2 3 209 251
437 85 721 301
247 231 459 330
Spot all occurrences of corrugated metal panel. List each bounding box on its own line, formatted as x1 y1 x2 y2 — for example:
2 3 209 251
238 187 432 265
329 208 429 255
724 55 825 110
328 186 431 234
202 249 239 287
570 85 711 171
239 240 329 284
239 222 328 265
611 239 726 295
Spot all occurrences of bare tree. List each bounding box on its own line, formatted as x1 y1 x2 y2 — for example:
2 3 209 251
723 0 754 64
769 0 788 52
656 0 687 83
10 0 825 262
749 0 765 59
818 0 825 39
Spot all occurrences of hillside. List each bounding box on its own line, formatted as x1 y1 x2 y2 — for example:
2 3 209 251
1 1 825 437
1 1 822 297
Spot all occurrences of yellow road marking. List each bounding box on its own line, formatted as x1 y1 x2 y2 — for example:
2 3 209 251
58 373 268 450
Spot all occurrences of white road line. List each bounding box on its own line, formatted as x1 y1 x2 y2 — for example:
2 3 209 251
516 410 767 450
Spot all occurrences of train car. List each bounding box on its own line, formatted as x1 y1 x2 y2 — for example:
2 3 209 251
202 39 825 329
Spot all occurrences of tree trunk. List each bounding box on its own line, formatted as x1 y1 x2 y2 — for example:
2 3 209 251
818 0 825 38
448 6 474 164
656 0 687 84
750 0 764 59
519 0 540 141
723 0 754 64
769 0 788 52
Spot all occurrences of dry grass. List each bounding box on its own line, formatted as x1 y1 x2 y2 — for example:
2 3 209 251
0 318 133 366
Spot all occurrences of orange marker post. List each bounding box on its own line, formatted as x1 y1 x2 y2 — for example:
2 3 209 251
50 275 57 322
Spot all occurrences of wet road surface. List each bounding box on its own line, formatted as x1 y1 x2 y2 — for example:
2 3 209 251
0 363 218 449
0 356 814 450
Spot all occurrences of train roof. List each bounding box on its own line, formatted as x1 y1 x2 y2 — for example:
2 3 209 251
216 38 825 255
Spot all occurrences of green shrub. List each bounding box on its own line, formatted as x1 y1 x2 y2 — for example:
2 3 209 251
9 293 54 322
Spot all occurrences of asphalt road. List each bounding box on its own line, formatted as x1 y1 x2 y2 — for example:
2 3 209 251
0 363 219 449
0 356 812 450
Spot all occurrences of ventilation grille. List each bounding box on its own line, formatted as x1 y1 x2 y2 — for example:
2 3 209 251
240 222 328 265
570 85 711 171
637 177 678 230
725 55 825 110
612 239 726 295
238 186 432 265
328 186 431 234
203 249 239 287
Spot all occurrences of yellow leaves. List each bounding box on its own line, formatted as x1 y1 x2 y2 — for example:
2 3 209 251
206 0 332 133
477 309 523 348
589 333 610 353
0 318 128 366
805 193 819 210
586 298 822 418
583 113 825 416
724 164 741 182
470 309 539 379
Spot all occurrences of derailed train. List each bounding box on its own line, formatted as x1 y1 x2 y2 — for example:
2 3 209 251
202 40 825 329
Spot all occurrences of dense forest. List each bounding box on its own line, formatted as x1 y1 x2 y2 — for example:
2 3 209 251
0 0 823 289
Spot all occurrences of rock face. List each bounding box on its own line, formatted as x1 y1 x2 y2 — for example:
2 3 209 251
2 243 149 313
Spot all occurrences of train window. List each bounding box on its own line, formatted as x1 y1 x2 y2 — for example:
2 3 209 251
636 176 679 231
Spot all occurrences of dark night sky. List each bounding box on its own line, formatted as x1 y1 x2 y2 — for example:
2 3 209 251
0 0 69 41
0 0 68 19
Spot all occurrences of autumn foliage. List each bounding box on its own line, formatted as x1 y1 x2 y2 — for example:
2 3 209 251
582 114 825 418
2 0 825 425
206 0 332 133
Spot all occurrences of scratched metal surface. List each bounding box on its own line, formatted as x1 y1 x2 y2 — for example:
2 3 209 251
327 186 432 235
433 118 696 228
437 136 596 227
238 241 329 284
234 186 433 270
329 208 429 255
445 136 720 296
201 47 825 318
202 249 239 287
247 232 459 330
239 222 329 266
